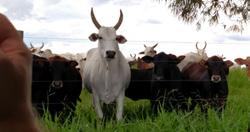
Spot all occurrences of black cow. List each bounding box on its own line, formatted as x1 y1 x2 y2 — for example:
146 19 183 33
48 56 82 119
181 56 232 114
32 55 51 115
126 52 185 112
31 55 82 120
206 56 232 113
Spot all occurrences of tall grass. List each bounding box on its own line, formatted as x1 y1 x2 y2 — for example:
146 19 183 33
40 69 250 132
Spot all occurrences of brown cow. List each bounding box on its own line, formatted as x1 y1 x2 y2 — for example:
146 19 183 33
235 57 250 78
182 56 233 114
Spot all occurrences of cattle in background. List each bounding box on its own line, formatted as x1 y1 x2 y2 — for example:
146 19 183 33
137 57 154 70
74 53 87 78
127 55 154 70
126 52 186 112
83 8 131 120
229 62 242 70
181 56 232 114
59 52 76 60
40 49 54 59
139 43 158 57
29 42 44 55
127 54 137 66
48 56 82 119
178 41 208 71
235 57 250 78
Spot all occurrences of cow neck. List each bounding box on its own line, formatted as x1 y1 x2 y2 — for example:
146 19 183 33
102 53 120 71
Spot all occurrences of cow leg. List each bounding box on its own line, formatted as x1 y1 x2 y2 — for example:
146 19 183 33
92 94 103 119
116 92 125 121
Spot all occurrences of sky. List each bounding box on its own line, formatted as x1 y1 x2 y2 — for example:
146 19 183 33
0 0 250 61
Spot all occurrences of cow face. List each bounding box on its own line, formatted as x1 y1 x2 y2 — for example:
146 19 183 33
30 42 44 55
49 56 79 89
139 43 158 57
142 52 184 80
127 54 137 66
49 56 67 89
89 8 126 60
205 56 232 83
235 57 250 78
196 41 207 57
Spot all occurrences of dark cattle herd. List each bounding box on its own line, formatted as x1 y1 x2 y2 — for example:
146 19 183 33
29 8 247 122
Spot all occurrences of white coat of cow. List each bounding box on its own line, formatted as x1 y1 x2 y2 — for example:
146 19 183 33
83 8 131 120
29 42 44 55
139 43 158 57
178 41 208 71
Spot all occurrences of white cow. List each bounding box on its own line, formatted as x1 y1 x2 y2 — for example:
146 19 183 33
83 8 131 120
139 43 158 57
75 53 87 78
178 41 208 71
29 42 44 55
59 52 76 60
40 49 54 58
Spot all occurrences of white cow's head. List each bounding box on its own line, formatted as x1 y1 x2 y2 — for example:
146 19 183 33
196 41 207 57
139 43 158 57
30 42 44 54
89 8 127 60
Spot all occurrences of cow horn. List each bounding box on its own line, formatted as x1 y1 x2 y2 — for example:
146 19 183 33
113 9 123 30
203 41 207 49
195 42 199 49
40 42 44 49
91 8 101 29
30 42 34 48
152 43 158 49
144 44 147 48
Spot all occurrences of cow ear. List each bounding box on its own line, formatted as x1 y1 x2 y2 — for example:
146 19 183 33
116 35 127 44
89 33 99 41
177 55 185 64
69 61 78 67
225 60 234 68
141 56 153 63
234 58 245 65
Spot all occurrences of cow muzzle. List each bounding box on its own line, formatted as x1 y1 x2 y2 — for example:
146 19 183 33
51 80 63 89
211 75 221 83
106 50 116 59
154 75 164 81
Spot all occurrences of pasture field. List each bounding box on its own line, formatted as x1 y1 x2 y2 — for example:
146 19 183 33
40 69 250 132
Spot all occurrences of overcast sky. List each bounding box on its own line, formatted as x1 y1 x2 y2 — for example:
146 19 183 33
0 0 250 60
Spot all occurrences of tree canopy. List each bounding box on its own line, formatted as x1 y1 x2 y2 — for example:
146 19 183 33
162 0 249 32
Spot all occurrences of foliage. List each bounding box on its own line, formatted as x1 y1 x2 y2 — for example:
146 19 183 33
161 0 249 32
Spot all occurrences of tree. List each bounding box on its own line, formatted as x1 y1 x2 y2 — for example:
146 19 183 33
162 0 249 32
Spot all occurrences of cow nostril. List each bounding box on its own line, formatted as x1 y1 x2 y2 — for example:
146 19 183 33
106 51 116 58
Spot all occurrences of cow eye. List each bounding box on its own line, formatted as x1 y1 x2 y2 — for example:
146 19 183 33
98 36 103 40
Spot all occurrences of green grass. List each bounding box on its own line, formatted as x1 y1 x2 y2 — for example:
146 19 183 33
39 69 250 132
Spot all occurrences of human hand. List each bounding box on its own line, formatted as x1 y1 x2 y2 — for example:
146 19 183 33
0 14 40 132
